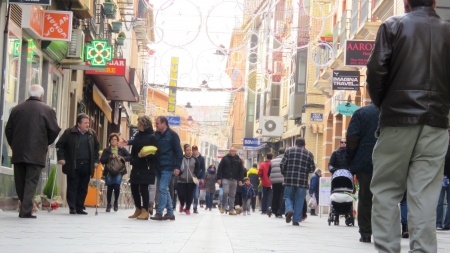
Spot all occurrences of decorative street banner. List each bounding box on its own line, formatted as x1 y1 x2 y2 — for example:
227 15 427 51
332 70 360 90
8 0 51 5
345 40 375 66
42 11 73 41
168 57 179 113
336 102 360 116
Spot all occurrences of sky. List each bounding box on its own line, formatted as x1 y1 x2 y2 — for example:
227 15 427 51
147 0 245 107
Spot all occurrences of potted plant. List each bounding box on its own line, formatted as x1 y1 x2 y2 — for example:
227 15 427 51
320 32 334 42
103 0 117 19
117 32 126 46
41 165 59 210
111 21 122 33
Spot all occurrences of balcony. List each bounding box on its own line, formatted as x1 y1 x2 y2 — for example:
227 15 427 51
372 0 394 22
330 10 352 69
71 0 94 19
353 0 382 40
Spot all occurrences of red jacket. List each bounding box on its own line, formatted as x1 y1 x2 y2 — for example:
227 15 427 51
258 160 272 187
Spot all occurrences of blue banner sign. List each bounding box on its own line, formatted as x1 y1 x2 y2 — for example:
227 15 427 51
243 138 261 147
167 116 181 126
310 113 323 122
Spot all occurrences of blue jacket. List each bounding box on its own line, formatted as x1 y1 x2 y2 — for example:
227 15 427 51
155 128 183 172
309 173 320 198
241 184 255 199
195 154 206 179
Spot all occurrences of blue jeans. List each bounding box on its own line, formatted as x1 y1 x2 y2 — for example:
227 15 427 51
157 170 174 216
193 184 199 209
261 187 273 213
205 192 214 209
284 186 306 223
400 194 408 225
436 186 450 228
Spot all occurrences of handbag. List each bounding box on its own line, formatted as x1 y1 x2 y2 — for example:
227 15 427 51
308 193 318 209
107 156 126 176
186 159 199 185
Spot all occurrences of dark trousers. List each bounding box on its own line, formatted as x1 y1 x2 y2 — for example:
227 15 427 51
261 186 273 213
66 161 90 211
14 163 43 216
251 188 257 211
235 191 243 207
356 172 373 237
271 183 285 215
131 183 149 210
177 183 196 210
107 184 120 205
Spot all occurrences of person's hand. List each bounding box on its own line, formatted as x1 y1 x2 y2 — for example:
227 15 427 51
173 169 180 176
139 151 146 157
94 163 99 168
58 160 65 165
217 179 221 185
111 153 116 158
238 181 243 186
118 138 128 147
200 179 204 185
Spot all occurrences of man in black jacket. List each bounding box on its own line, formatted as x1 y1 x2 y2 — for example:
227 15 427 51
56 113 100 215
217 147 244 215
328 139 348 174
5 85 61 218
367 1 450 252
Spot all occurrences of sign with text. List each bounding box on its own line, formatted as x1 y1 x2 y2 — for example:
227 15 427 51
8 0 51 5
310 113 323 122
167 116 181 126
319 177 331 206
345 40 375 67
332 70 360 90
243 138 261 147
217 149 229 159
42 11 73 41
168 57 179 113
86 58 126 76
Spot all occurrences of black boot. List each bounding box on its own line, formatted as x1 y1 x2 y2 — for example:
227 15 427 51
402 223 409 238
106 204 111 212
113 201 118 212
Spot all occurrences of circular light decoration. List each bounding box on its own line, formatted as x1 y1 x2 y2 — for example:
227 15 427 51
85 40 113 66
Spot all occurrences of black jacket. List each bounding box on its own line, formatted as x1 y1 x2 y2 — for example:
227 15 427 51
217 154 244 181
56 126 100 177
444 143 450 178
367 7 450 129
100 146 131 178
328 147 348 173
129 127 159 185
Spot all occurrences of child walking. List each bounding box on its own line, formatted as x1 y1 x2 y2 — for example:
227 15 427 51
241 177 255 216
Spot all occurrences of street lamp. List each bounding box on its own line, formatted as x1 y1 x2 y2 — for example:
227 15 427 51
187 115 193 125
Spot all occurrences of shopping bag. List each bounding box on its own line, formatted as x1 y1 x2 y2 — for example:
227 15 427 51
308 194 318 209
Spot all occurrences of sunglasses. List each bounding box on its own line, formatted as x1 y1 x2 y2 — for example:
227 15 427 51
340 141 346 144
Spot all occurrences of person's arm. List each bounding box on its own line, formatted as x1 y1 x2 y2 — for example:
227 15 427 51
4 113 13 146
216 158 224 183
346 111 362 164
171 131 183 170
268 164 272 177
367 23 392 108
56 129 69 164
46 109 61 145
119 147 132 162
280 154 287 176
309 176 317 197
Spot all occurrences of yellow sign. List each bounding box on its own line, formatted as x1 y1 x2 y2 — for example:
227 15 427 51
168 57 178 112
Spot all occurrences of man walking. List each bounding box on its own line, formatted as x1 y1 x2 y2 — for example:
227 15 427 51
280 138 315 226
5 85 61 218
56 113 100 215
346 103 379 243
217 147 244 215
150 116 183 221
192 145 205 213
367 1 450 251
258 153 272 215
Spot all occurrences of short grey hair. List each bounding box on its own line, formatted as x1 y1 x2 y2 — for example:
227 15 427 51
29 85 44 98
314 168 322 174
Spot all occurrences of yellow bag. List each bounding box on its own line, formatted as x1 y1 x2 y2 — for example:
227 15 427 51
139 146 158 157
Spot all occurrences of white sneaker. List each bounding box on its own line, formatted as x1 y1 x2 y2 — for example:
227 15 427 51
243 212 246 216
247 211 251 216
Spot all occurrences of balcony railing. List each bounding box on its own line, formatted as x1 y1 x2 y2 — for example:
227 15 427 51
338 10 352 56
350 0 360 38
360 0 373 26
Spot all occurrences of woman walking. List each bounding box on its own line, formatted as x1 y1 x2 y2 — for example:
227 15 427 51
100 133 131 212
125 116 159 220
204 165 217 211
177 144 200 215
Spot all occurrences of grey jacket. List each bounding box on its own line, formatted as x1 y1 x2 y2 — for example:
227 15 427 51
177 156 200 184
269 155 284 185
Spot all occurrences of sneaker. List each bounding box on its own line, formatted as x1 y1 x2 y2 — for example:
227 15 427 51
285 211 293 223
185 209 191 215
163 214 176 221
292 222 299 226
150 213 165 221
437 226 443 230
179 206 184 213
229 210 237 215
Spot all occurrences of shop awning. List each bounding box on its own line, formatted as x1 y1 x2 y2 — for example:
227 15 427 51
282 126 302 139
93 85 112 123
243 143 267 151
86 59 138 102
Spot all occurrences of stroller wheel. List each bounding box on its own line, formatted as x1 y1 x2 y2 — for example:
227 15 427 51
345 217 355 226
334 216 339 226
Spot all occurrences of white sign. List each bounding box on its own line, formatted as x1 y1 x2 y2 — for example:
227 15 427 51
319 177 331 206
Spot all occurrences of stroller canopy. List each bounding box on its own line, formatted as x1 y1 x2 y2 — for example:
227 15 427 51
331 169 354 192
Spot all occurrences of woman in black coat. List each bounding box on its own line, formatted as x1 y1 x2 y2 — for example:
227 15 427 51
126 116 158 220
100 133 131 212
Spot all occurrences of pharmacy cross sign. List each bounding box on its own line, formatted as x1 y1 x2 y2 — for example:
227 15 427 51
85 40 113 66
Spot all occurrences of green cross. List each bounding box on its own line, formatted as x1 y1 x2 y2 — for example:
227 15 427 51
85 40 113 66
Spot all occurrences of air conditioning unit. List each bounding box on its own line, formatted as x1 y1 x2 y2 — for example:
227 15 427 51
67 29 85 58
288 93 305 119
260 116 284 137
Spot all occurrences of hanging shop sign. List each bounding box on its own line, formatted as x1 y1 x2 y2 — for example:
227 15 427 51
168 57 179 113
85 40 114 67
243 138 261 147
345 40 375 67
336 102 360 116
332 70 360 90
42 11 73 41
8 0 51 5
85 58 125 75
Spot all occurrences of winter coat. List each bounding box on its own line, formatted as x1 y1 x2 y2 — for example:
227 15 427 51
309 173 320 198
269 155 284 185
5 97 61 166
178 155 200 184
247 167 259 191
195 154 206 179
128 127 159 185
444 142 450 178
155 127 183 172
100 146 131 178
328 147 348 173
258 159 272 187
241 184 255 199
217 154 245 181
204 167 217 193
346 104 379 173
367 7 450 129
56 126 100 177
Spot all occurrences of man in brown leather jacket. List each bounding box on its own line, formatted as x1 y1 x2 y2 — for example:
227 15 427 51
366 1 450 252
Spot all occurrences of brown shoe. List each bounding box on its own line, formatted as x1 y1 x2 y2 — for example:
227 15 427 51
220 206 225 214
128 208 142 219
229 210 237 215
137 208 149 220
163 214 176 221
150 213 165 221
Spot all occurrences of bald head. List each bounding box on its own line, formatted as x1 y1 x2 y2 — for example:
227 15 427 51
229 147 237 156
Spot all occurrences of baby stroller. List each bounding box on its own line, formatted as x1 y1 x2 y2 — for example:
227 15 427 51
327 169 355 226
